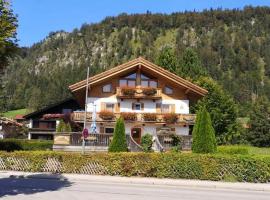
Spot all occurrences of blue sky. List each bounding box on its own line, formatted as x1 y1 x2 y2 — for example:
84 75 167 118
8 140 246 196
12 0 270 47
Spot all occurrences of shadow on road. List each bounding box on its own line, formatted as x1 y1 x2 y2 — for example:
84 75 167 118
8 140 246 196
0 174 72 198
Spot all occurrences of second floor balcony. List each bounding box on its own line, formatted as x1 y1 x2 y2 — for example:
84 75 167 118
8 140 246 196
72 111 196 124
116 87 162 99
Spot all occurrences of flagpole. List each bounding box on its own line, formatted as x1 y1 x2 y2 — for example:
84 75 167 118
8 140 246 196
82 66 90 154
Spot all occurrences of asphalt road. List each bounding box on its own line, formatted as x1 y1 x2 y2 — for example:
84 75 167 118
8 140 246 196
0 176 270 200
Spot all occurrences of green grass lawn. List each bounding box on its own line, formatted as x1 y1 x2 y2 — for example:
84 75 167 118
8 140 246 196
1 108 28 118
217 145 270 155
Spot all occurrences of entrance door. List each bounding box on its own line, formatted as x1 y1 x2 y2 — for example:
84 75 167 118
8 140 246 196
131 127 141 144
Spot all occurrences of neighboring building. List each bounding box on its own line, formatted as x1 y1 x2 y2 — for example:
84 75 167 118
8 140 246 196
0 117 25 139
24 98 82 140
66 57 207 150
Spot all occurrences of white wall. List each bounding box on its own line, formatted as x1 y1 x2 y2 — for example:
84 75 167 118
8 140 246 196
87 97 118 112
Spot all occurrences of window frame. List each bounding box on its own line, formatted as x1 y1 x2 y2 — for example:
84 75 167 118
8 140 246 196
102 83 112 93
164 86 173 95
105 127 114 134
105 103 115 112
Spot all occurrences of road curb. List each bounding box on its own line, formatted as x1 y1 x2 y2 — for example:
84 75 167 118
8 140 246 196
1 171 270 192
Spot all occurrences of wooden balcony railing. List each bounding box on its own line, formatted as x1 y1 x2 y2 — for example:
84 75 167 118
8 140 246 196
72 111 196 124
116 87 162 99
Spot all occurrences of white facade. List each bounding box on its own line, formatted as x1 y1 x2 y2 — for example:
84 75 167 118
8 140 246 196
85 95 190 136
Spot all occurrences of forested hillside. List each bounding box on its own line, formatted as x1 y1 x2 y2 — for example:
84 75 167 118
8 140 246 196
2 6 270 116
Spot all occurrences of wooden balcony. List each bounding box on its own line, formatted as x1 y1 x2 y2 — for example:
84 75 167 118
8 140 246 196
116 87 162 99
72 111 196 124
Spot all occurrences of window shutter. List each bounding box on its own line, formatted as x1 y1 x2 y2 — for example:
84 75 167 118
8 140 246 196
115 102 120 112
171 127 175 131
100 126 104 134
171 104 175 113
156 103 161 113
141 103 144 110
101 102 105 111
132 103 135 110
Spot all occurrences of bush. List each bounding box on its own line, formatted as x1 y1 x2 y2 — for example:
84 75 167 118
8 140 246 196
99 111 114 120
192 106 217 153
0 152 270 183
109 117 128 152
0 139 53 152
141 134 153 152
163 113 178 123
143 113 157 121
56 119 72 132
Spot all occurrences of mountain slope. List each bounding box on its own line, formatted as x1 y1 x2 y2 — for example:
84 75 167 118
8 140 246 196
2 6 270 115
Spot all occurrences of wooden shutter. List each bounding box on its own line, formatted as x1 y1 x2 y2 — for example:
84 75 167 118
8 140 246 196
100 102 105 111
171 127 175 131
115 102 120 113
156 103 161 113
132 103 135 110
141 103 144 111
171 104 176 113
100 126 104 134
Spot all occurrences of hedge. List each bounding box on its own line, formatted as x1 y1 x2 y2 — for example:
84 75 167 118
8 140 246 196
0 139 53 151
0 151 270 183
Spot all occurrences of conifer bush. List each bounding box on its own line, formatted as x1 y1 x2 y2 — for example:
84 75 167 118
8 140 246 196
192 106 217 153
141 133 153 152
108 117 128 152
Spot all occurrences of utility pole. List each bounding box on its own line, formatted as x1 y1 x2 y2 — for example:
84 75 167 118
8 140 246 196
82 66 90 154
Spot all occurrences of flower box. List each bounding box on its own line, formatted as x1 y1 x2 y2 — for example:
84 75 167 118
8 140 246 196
99 111 114 120
163 113 178 123
121 87 136 96
120 112 137 121
143 113 157 121
142 88 157 96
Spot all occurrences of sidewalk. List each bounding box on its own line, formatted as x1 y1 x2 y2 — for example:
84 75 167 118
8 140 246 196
0 170 270 192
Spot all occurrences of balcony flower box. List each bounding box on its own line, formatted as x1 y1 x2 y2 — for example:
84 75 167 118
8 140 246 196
99 111 114 120
121 87 136 96
121 112 136 121
142 88 157 96
163 113 178 123
143 113 157 121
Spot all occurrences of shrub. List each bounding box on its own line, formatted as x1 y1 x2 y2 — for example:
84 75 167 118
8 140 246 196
141 134 153 152
163 113 178 123
120 112 136 121
171 134 182 150
99 111 114 120
109 117 128 152
0 152 270 183
143 113 157 121
121 87 136 96
56 119 72 132
142 88 157 96
192 106 217 153
0 139 53 152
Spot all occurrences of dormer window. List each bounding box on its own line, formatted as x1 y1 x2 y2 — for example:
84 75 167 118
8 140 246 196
164 86 173 94
103 84 112 93
120 73 136 87
141 73 157 88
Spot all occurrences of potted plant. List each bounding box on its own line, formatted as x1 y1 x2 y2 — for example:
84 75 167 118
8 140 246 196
121 87 136 96
120 112 137 121
143 113 157 121
163 113 178 123
142 87 157 96
99 111 114 120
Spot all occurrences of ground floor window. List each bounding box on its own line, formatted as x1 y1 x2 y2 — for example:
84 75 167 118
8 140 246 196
105 127 114 134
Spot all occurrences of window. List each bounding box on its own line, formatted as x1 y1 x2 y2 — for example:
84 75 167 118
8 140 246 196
128 80 136 87
162 104 172 113
164 86 173 94
125 73 137 79
62 109 72 114
141 80 148 87
105 103 114 112
133 103 141 111
149 80 157 88
103 84 112 93
105 127 114 134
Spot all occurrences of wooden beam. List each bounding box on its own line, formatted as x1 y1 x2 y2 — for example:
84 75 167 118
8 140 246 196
185 89 190 94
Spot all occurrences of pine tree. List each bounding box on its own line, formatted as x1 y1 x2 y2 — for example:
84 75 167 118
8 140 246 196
156 46 177 73
56 119 65 132
108 117 128 152
192 106 217 153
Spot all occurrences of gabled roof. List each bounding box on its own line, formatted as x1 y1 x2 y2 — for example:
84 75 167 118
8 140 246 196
69 57 208 96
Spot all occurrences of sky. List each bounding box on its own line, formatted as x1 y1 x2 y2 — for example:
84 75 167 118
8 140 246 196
12 0 270 47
